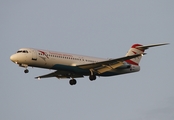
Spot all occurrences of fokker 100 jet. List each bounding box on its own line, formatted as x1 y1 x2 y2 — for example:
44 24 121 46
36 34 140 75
10 43 168 85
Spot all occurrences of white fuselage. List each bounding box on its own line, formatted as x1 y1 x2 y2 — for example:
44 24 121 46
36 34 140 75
10 48 140 77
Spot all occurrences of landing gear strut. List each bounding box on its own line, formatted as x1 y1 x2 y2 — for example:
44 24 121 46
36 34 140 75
24 69 29 73
69 79 77 85
89 69 96 81
89 75 96 81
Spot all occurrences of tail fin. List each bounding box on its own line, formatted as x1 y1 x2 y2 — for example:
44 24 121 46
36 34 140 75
125 43 169 65
126 44 144 65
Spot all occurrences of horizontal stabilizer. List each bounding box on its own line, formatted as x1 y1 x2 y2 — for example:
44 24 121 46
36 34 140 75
136 43 169 50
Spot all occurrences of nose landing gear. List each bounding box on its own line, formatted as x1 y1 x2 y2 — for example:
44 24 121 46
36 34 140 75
19 64 29 73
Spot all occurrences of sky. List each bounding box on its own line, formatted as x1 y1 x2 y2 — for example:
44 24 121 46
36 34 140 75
1 0 174 120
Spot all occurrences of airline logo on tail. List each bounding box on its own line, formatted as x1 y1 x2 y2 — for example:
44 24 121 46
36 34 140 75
125 43 169 66
126 44 144 65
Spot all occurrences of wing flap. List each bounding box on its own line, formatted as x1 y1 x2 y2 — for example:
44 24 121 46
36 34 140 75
96 62 124 74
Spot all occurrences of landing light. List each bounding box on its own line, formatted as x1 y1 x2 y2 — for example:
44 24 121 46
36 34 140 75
141 53 146 56
72 64 76 66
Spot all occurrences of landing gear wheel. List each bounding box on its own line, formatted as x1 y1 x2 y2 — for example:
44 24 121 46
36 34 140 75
69 79 77 85
89 75 96 81
24 69 29 73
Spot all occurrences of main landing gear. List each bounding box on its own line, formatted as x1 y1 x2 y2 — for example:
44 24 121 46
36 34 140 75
89 75 96 81
89 69 96 81
24 69 29 73
69 75 97 85
69 79 77 85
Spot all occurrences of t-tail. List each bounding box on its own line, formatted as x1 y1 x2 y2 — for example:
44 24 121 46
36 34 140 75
125 43 169 66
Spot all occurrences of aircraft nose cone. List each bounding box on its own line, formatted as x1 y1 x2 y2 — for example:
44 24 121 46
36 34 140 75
10 54 15 62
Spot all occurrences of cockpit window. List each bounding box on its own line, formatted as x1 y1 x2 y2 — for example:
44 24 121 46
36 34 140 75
23 50 28 53
17 50 28 53
17 50 22 53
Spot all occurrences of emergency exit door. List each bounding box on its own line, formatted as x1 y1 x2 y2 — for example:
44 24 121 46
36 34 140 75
32 50 37 60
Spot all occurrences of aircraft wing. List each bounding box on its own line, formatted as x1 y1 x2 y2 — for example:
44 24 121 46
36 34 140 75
78 53 144 74
35 70 83 79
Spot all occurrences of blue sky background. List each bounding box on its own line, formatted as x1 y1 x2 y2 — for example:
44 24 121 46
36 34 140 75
1 0 174 120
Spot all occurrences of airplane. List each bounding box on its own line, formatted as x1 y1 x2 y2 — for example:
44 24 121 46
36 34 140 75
10 43 168 85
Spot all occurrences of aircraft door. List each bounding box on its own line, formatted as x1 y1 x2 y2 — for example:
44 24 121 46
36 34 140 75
32 50 37 61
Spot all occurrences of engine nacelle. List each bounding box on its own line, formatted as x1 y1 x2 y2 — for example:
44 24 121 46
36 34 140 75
117 62 131 69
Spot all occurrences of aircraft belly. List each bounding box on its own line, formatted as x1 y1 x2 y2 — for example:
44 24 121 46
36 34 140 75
51 64 89 75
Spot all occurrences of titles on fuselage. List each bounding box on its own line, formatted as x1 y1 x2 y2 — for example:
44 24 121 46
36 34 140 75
38 50 98 63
